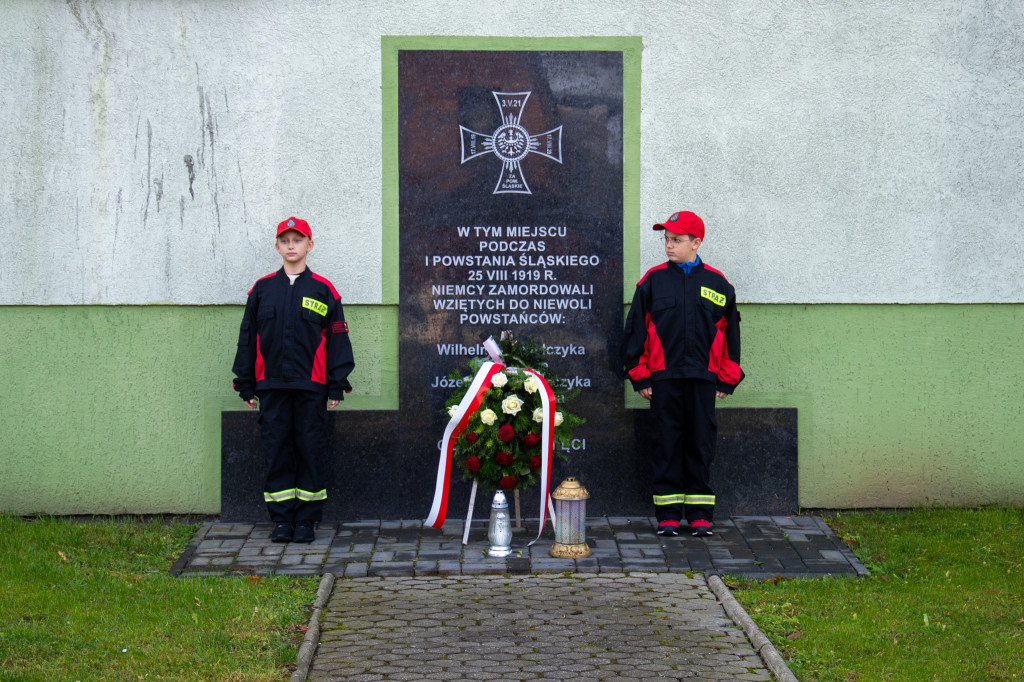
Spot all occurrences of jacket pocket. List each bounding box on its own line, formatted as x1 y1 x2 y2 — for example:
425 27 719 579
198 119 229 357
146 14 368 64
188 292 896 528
256 307 275 339
237 319 251 346
650 297 676 316
302 308 326 326
699 295 724 319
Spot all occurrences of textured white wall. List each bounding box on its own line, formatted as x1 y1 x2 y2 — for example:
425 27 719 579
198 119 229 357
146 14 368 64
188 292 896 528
2 1 1022 304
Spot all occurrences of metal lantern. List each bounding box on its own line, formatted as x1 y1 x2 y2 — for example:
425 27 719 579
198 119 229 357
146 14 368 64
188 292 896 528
487 490 513 557
549 477 591 558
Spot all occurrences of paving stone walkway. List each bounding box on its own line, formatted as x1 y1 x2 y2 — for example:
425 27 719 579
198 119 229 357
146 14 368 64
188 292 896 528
171 516 864 681
170 515 867 579
311 573 771 681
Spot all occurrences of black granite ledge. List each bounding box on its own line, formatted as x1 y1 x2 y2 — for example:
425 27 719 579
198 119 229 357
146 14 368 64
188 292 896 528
222 407 798 522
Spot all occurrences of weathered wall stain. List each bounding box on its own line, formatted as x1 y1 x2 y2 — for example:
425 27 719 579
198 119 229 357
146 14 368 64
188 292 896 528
4 2 1021 306
183 154 195 199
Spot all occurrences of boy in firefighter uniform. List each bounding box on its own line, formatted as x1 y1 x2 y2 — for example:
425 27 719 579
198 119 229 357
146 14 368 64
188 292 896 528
232 217 355 543
621 211 744 537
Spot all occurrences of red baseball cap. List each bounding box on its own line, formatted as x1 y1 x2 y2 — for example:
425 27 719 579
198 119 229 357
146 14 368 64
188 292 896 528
653 211 704 240
276 216 312 239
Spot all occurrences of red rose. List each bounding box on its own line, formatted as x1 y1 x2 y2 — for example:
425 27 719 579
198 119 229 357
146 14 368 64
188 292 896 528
464 432 478 444
465 456 481 472
522 432 541 447
495 451 514 466
497 424 515 442
529 456 542 471
499 475 518 490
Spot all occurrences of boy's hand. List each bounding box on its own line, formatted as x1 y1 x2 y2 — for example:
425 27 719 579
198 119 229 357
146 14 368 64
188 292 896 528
715 391 728 399
244 398 258 409
328 399 341 409
639 387 653 400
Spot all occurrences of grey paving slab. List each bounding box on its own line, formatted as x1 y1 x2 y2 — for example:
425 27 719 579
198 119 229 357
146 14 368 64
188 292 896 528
308 573 773 681
172 515 866 579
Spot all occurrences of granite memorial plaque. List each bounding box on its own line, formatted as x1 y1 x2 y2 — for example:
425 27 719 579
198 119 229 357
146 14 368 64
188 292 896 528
397 49 627 517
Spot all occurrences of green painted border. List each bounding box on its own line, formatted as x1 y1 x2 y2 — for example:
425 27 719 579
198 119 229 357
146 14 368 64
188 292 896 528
380 35 642 305
0 304 395 515
2 304 1022 513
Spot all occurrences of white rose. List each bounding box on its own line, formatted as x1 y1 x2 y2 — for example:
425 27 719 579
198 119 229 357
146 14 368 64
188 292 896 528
523 376 540 394
448 405 459 417
491 372 508 388
554 411 564 426
533 407 545 423
501 394 523 416
480 409 497 425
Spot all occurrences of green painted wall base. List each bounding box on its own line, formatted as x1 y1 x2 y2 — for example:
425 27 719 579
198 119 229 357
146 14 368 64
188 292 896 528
0 304 1021 514
0 305 396 515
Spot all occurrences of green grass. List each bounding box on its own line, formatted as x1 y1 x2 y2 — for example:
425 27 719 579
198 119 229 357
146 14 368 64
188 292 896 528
729 507 1024 681
0 516 319 681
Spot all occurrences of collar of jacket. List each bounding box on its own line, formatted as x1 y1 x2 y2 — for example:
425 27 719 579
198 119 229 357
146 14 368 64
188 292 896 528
674 254 702 275
277 266 310 279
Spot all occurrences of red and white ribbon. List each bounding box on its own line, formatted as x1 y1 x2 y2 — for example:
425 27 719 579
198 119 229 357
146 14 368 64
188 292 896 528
425 361 504 529
425 362 557 544
522 367 556 546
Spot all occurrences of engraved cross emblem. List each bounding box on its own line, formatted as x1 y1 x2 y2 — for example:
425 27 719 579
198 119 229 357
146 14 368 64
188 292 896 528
459 91 563 195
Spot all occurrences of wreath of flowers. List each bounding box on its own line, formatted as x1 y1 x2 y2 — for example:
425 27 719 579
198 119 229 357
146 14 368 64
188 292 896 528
443 332 584 492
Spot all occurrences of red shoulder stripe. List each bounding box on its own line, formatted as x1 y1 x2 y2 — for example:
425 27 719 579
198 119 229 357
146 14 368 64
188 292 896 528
310 271 342 300
637 262 670 286
247 271 277 296
702 264 733 285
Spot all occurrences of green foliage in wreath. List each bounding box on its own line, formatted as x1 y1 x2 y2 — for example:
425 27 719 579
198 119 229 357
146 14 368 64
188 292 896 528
443 332 585 492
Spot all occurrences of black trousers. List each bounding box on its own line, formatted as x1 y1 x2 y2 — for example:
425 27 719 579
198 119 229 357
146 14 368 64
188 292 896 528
257 389 329 523
649 378 717 523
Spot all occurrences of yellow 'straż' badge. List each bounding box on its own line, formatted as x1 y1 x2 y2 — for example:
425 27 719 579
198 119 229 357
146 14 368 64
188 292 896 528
700 287 726 306
302 297 328 316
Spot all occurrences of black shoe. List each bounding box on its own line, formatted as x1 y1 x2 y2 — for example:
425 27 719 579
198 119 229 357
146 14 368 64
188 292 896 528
691 519 713 537
271 522 294 543
657 520 680 537
292 521 316 543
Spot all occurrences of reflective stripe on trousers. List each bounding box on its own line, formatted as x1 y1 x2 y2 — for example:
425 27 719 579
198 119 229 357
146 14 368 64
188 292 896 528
264 488 328 503
654 494 716 506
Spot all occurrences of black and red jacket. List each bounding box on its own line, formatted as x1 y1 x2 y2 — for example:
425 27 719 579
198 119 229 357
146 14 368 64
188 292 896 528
232 267 354 401
621 259 744 394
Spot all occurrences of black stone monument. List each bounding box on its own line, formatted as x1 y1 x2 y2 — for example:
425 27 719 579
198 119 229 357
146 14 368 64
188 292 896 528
397 50 631 520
